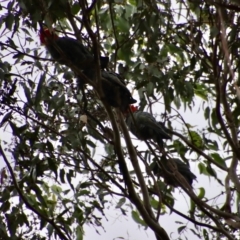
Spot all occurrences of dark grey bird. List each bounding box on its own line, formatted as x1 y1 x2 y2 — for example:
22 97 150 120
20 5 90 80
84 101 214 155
125 105 171 148
81 69 137 112
39 28 109 70
150 156 197 187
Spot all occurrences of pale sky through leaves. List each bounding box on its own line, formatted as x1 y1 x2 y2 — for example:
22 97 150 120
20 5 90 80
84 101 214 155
83 97 227 240
0 0 236 239
0 90 226 240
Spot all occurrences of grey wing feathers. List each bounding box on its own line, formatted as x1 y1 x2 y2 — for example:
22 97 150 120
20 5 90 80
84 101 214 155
172 158 197 180
126 111 171 144
54 37 109 69
136 112 171 139
101 71 127 88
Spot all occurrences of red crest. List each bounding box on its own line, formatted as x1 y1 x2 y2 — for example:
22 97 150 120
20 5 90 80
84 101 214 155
130 105 138 112
39 28 58 45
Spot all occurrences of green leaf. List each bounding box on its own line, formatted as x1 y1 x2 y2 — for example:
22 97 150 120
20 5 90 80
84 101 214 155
9 121 20 137
131 210 147 226
150 198 161 210
190 199 196 216
47 223 54 237
5 13 14 30
72 3 81 15
67 170 75 190
194 83 208 100
0 111 12 127
178 225 186 234
0 201 10 212
80 182 92 188
76 225 84 240
63 71 74 80
117 18 130 32
56 94 65 108
189 130 203 149
116 197 126 208
36 191 48 208
146 82 154 96
198 162 208 175
46 140 54 151
203 229 209 240
6 213 17 236
210 153 227 168
210 26 219 38
40 218 47 230
78 190 91 196
51 185 62 196
34 73 45 106
174 96 181 109
197 187 205 199
59 169 65 184
236 192 240 216
0 189 10 202
129 0 136 5
73 206 83 223
173 140 188 156
47 158 58 179
205 138 219 151
34 61 43 70
22 83 33 106
167 44 185 62
204 106 210 120
206 164 217 178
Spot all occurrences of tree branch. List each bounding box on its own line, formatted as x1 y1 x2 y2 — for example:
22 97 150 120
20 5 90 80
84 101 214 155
169 129 228 171
217 8 240 192
0 144 69 240
118 111 170 240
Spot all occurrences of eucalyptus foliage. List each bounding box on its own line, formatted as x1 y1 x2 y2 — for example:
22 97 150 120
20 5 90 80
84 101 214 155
0 0 240 239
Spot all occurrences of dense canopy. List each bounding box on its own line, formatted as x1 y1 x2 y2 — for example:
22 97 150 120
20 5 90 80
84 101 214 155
0 0 240 240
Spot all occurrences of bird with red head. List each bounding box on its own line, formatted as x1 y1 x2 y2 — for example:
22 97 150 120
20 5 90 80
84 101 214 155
129 105 138 112
39 28 59 45
39 28 109 70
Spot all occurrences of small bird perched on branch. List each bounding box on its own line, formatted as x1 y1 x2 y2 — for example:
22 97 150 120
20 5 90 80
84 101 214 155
150 156 197 188
125 105 171 149
81 69 137 112
39 28 109 70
